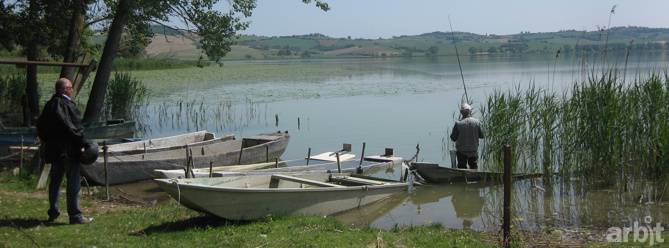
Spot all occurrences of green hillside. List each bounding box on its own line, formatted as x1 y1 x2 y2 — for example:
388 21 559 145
144 26 669 61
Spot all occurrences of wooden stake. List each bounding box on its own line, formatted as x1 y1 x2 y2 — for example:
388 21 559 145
104 141 109 201
503 144 511 248
209 161 213 178
336 152 341 173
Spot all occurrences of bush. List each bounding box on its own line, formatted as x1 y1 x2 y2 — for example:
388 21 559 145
103 72 150 120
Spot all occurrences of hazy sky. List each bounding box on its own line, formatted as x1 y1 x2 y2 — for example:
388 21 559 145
225 0 669 39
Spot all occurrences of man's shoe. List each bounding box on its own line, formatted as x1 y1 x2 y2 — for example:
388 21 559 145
70 217 94 224
46 216 58 222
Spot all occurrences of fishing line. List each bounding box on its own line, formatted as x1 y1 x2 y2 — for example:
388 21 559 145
448 15 469 104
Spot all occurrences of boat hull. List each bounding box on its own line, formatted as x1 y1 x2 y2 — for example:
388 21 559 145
1 120 136 157
154 173 409 220
82 131 290 185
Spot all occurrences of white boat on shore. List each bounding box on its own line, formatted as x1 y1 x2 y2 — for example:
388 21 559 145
154 172 412 220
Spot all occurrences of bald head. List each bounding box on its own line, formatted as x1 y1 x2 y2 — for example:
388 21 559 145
56 78 73 97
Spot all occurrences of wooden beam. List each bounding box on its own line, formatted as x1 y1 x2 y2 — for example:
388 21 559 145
0 60 90 68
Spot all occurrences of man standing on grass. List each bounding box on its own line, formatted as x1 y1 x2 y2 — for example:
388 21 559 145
450 103 484 170
37 78 93 224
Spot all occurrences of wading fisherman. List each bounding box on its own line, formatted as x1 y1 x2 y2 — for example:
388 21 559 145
37 78 94 224
450 103 484 170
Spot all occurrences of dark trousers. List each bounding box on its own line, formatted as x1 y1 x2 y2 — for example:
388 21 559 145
456 151 478 170
47 156 83 222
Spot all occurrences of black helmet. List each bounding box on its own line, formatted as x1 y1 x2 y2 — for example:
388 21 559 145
80 141 99 165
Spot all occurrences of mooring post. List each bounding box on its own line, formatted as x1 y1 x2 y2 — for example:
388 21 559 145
209 161 213 178
238 140 244 165
358 142 366 169
336 152 342 173
104 141 109 201
503 144 511 248
275 158 279 168
306 148 311 165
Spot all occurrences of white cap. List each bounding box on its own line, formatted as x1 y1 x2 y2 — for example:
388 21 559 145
461 103 472 111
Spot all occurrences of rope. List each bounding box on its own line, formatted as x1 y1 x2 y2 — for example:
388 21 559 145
403 143 421 164
169 178 181 203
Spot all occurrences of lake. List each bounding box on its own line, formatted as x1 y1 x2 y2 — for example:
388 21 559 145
122 51 669 234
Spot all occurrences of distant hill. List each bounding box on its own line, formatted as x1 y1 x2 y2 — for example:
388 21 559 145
143 26 669 61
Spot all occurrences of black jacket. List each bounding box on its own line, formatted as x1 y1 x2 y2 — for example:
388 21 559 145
37 94 86 163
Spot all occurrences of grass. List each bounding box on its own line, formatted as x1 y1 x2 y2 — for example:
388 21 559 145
0 170 500 248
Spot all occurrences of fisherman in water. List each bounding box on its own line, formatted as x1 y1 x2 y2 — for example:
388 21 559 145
450 103 484 170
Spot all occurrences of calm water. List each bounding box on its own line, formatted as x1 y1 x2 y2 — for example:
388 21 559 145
123 52 669 232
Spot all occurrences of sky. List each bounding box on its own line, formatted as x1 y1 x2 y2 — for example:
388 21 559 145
219 0 669 39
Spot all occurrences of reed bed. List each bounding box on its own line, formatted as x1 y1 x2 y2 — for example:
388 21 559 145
480 70 669 189
151 98 268 134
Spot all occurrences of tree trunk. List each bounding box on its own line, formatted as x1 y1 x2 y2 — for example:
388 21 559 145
82 0 132 123
59 0 87 82
25 47 40 126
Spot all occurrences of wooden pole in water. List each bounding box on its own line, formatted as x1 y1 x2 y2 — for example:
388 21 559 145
336 152 341 173
358 142 366 168
104 141 109 201
306 148 312 165
503 144 511 248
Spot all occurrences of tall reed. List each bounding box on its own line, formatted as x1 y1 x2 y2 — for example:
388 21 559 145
481 70 669 188
103 72 151 121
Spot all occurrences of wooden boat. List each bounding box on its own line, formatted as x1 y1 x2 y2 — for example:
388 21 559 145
153 153 402 179
81 131 290 185
104 130 220 155
1 119 136 157
410 162 541 183
154 173 411 220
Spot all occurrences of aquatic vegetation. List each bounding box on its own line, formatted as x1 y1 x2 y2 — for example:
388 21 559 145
481 70 669 189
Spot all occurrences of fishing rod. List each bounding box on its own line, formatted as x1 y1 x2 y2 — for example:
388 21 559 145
448 15 469 104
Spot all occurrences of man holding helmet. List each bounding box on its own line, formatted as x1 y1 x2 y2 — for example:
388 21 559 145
37 78 94 224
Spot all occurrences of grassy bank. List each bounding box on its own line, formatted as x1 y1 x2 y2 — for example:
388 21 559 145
0 171 496 248
2 169 645 247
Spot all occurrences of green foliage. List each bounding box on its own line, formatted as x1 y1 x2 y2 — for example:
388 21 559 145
0 74 27 117
103 72 150 120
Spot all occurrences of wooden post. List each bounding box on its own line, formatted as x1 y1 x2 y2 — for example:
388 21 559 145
503 144 511 248
336 152 341 173
359 142 366 167
238 140 244 165
275 158 279 168
104 141 109 201
20 135 23 168
184 149 190 178
266 144 269 162
189 148 195 178
209 161 213 178
306 148 311 165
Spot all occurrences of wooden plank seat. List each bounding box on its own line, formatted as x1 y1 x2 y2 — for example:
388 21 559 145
270 174 345 188
329 175 387 186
